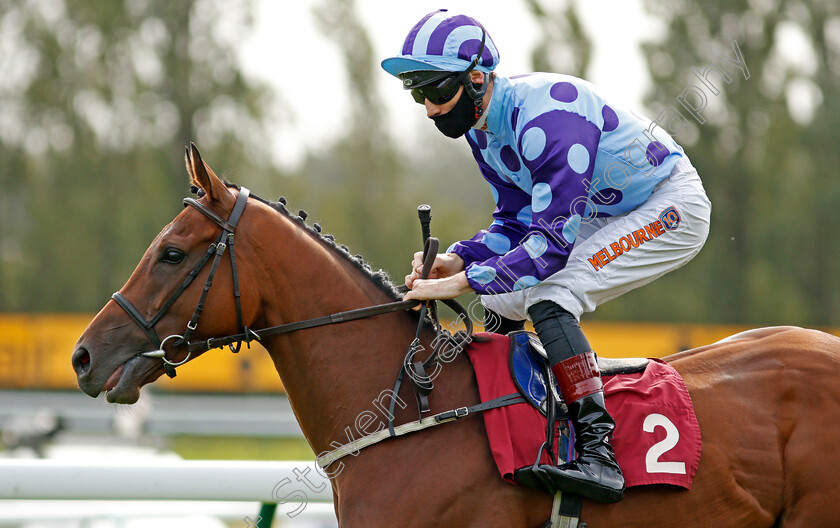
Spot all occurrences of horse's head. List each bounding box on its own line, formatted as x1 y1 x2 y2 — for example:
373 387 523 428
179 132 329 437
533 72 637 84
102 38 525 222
72 143 264 403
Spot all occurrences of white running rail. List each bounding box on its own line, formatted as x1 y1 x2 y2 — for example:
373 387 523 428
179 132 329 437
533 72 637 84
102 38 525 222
0 459 333 502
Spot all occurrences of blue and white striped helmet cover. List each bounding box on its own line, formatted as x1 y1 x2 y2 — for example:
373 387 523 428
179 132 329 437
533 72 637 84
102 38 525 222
381 9 500 76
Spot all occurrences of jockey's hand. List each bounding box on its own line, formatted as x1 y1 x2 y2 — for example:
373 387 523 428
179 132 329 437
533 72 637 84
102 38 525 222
404 272 473 302
405 252 465 289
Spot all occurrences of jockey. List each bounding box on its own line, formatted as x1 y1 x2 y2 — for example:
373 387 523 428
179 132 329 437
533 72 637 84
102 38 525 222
385 10 711 503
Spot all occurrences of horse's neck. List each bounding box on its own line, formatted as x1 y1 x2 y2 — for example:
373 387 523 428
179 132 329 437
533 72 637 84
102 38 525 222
255 231 420 455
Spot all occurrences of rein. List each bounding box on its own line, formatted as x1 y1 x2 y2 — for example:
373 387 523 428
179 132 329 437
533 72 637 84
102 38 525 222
110 185 578 528
110 187 465 379
189 298 420 354
111 186 533 489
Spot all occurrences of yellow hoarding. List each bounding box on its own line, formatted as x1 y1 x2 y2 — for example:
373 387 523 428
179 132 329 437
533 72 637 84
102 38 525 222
0 314 818 392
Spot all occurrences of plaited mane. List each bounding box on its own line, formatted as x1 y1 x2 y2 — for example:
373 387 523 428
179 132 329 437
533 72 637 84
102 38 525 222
192 182 405 303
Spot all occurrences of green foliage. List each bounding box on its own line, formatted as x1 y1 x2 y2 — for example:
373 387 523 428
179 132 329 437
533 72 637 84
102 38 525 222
0 0 281 311
601 0 840 325
3 0 838 328
524 0 592 77
171 435 315 461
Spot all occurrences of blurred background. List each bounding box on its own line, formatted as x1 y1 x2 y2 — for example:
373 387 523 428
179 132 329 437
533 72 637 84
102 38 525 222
0 0 838 525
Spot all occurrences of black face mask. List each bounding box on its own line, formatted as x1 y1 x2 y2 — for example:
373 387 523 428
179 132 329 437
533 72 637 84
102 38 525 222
431 86 478 139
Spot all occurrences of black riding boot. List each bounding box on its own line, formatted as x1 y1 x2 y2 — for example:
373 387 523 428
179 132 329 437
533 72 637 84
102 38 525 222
528 301 625 504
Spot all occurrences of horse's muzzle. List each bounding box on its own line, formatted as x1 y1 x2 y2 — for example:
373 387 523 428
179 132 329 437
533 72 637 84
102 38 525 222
72 345 102 398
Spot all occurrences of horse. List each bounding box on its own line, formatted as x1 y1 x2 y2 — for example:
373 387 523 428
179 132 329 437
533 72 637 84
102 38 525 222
73 144 840 527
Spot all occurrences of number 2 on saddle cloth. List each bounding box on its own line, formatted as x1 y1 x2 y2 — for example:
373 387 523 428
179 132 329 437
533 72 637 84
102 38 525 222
465 331 702 491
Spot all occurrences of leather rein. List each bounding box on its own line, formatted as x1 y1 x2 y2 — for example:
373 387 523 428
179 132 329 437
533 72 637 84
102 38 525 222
110 187 470 379
110 187 532 486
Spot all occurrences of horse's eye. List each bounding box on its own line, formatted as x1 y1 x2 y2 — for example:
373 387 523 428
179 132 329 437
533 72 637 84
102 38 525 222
161 248 186 264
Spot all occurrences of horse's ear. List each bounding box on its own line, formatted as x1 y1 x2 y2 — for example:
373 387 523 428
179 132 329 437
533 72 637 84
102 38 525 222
185 142 223 201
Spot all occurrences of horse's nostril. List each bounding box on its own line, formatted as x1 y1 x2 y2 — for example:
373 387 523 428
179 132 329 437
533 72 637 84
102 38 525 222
72 347 91 376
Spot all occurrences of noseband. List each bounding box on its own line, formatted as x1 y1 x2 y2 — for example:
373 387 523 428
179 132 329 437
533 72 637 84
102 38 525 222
111 187 254 377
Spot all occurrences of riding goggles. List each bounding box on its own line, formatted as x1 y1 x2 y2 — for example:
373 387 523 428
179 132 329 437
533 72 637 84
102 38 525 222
399 71 463 105
398 26 487 106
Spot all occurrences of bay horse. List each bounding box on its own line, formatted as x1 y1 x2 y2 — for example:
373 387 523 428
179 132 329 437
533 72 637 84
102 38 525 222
73 144 840 527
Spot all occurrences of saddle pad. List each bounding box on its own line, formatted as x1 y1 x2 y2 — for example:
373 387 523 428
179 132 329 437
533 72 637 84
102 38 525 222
465 332 702 489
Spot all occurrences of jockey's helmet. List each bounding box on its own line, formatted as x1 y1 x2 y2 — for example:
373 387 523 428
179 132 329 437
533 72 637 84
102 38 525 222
381 9 500 78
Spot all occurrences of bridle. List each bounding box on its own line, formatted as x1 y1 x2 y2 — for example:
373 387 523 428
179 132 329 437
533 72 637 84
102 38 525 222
110 187 443 379
111 184 484 467
111 187 254 378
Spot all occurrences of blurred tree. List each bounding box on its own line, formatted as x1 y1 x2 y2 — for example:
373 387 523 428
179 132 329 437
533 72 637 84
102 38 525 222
594 0 840 325
10 0 836 331
524 0 592 77
278 0 412 283
0 0 279 311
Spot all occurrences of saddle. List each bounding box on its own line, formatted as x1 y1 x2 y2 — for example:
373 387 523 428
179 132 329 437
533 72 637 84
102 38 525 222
508 330 649 418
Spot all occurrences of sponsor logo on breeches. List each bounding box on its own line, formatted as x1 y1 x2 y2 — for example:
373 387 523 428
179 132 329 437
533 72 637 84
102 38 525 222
588 206 681 271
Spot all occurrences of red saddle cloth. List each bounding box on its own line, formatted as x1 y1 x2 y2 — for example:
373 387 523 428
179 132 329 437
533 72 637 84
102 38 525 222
465 332 701 490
